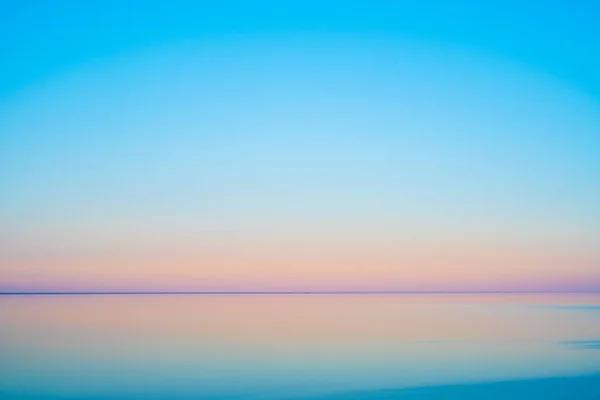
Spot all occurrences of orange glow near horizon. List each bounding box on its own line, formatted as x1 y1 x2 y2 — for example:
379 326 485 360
3 237 598 292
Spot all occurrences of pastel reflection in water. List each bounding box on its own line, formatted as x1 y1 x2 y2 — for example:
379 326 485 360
1 294 600 399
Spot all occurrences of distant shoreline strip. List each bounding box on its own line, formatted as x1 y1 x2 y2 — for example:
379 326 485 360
1 291 598 295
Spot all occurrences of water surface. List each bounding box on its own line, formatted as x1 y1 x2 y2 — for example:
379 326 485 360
1 294 600 399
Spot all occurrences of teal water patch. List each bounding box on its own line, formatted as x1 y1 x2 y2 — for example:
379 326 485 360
562 340 600 350
4 375 598 400
304 374 600 400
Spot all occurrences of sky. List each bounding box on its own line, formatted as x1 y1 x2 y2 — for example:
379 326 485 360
1 1 599 292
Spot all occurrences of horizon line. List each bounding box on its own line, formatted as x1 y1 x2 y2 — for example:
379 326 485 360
1 291 599 296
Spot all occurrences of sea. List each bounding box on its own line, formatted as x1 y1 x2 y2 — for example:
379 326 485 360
1 293 600 399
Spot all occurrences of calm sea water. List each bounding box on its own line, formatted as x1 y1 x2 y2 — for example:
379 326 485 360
1 294 600 399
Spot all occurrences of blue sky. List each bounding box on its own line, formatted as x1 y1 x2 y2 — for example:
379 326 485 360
1 1 599 99
0 1 599 292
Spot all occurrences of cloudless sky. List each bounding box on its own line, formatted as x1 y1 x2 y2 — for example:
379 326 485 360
1 1 599 292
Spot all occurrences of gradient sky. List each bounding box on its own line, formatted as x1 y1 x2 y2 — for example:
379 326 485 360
1 1 599 292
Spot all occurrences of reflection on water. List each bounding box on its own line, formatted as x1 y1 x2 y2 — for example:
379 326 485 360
1 294 600 399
